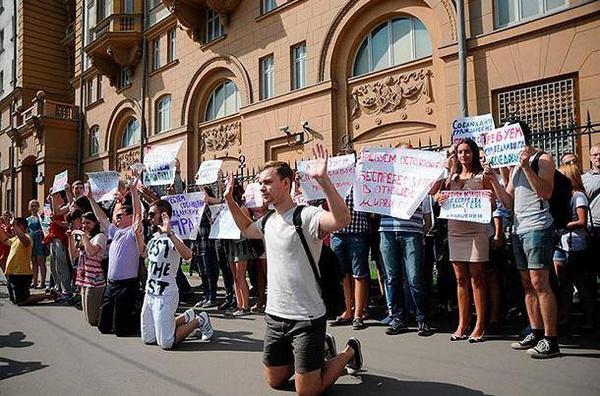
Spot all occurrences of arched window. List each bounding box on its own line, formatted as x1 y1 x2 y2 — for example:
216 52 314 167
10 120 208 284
156 95 172 133
89 125 100 156
352 17 432 77
204 80 241 121
121 118 140 148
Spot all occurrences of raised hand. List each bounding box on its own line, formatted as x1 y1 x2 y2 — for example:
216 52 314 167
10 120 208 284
434 192 448 206
519 146 535 168
310 143 329 181
224 174 234 202
158 212 172 234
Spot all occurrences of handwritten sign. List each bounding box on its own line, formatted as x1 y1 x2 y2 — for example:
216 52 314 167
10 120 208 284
52 170 69 193
208 204 241 240
439 190 492 224
451 114 495 147
195 160 223 185
243 183 264 208
353 147 446 219
162 192 206 239
483 123 526 168
143 141 183 186
87 171 120 202
296 154 355 201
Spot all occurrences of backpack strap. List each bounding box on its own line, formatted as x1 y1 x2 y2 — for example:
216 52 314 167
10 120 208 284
260 209 275 231
292 205 323 287
530 150 545 210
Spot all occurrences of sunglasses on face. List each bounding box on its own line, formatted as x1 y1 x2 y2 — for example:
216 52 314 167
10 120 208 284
148 212 157 217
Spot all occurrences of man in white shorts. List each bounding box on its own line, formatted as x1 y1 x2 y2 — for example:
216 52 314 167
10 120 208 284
141 199 213 349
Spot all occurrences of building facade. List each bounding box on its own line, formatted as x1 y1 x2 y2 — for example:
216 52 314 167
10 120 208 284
1 0 600 213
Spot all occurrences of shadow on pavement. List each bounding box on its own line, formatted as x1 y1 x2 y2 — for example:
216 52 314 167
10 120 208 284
326 373 489 395
0 357 48 381
174 330 264 352
0 331 34 348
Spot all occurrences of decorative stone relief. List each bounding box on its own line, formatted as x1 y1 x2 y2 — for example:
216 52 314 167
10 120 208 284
117 149 140 171
350 69 433 120
200 121 241 153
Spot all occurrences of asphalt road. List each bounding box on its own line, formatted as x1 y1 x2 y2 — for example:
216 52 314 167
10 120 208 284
1 276 600 396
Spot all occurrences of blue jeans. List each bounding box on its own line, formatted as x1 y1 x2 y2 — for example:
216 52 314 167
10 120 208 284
380 231 428 323
330 234 370 278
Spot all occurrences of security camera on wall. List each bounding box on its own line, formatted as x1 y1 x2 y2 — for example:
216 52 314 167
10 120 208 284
300 121 309 130
280 125 291 135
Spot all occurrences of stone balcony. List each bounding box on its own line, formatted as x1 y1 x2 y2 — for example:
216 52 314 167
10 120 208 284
84 13 143 86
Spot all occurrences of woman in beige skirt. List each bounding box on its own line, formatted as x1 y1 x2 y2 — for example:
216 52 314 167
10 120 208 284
436 138 494 342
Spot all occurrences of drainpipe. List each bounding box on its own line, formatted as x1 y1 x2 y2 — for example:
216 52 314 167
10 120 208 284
9 0 18 212
77 1 86 178
139 3 148 163
456 0 468 117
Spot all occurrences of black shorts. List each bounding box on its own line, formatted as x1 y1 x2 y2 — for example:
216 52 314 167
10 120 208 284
7 274 32 305
263 314 326 374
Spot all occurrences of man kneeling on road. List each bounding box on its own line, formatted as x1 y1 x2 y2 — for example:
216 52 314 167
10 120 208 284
224 143 363 395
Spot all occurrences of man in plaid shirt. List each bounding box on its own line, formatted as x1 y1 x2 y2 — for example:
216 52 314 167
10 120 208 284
329 188 371 330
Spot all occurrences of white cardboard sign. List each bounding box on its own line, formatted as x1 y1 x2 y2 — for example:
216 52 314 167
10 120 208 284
438 190 492 224
195 160 223 185
208 204 241 240
296 154 355 201
143 141 183 186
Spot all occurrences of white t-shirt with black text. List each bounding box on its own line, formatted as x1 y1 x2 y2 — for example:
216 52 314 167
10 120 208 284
256 205 325 321
145 233 180 297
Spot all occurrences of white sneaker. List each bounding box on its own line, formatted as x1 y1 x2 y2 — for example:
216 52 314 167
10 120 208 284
183 308 196 324
196 311 214 341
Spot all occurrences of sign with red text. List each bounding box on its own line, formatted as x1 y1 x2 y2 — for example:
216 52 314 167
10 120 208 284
243 183 264 208
143 141 183 186
451 114 495 147
195 160 223 185
208 204 241 240
483 123 526 168
296 154 355 201
353 147 446 219
438 190 492 224
87 171 120 202
52 170 69 193
162 192 206 239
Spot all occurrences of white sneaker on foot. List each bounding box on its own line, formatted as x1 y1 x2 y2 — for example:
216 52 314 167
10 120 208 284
183 308 195 324
196 311 214 341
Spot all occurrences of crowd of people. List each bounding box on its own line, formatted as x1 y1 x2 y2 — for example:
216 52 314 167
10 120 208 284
1 122 600 393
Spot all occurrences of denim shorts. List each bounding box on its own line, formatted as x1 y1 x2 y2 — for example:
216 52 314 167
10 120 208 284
330 233 370 278
513 227 556 271
263 314 326 374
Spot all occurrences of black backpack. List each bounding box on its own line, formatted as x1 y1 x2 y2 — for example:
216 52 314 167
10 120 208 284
262 205 344 318
532 151 572 229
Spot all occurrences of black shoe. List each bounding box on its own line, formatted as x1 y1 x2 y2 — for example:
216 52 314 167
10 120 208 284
385 319 407 335
417 322 433 337
345 337 363 374
324 333 337 361
218 299 234 311
352 317 367 330
527 339 560 359
511 332 541 350
202 300 218 308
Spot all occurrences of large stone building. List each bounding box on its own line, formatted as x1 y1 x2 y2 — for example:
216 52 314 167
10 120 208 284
1 0 599 214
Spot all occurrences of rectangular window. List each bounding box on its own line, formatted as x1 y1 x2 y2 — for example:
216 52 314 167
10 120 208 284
89 128 99 156
122 0 133 13
96 75 103 100
167 29 176 62
291 43 307 90
495 0 567 28
85 79 94 105
0 71 4 92
118 67 131 89
152 38 161 70
0 29 4 52
206 9 224 43
260 54 275 100
261 0 277 14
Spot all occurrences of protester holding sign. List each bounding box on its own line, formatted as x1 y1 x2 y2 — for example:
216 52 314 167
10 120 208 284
451 114 495 147
26 200 47 289
435 138 493 343
142 199 214 349
46 187 74 299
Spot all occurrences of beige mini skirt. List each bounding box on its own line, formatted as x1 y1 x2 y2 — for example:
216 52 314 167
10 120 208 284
448 234 489 263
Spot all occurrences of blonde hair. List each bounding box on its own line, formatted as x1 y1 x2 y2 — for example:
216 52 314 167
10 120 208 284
28 199 40 211
558 164 584 192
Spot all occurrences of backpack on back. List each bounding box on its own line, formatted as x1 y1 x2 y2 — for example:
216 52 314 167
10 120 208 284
262 205 344 318
531 151 572 229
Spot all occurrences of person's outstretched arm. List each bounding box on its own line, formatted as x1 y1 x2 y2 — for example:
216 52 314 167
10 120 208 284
223 176 262 239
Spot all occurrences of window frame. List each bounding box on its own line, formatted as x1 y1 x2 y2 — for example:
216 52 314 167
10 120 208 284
120 118 140 148
89 126 100 156
152 37 161 71
118 67 131 89
96 75 103 101
351 17 432 78
85 78 94 106
291 42 307 91
205 9 225 43
167 29 176 63
204 80 241 122
261 0 277 15
260 54 275 100
155 95 172 134
494 0 568 28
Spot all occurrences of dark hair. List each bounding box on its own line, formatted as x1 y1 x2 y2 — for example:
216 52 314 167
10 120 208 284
14 217 28 231
120 205 133 215
455 138 484 175
67 209 83 223
150 199 172 217
73 180 84 187
82 212 101 238
232 179 245 206
74 196 92 213
262 161 294 187
517 121 533 146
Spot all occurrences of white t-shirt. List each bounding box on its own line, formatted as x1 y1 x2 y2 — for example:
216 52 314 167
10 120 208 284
560 191 589 252
145 233 180 297
256 205 325 321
